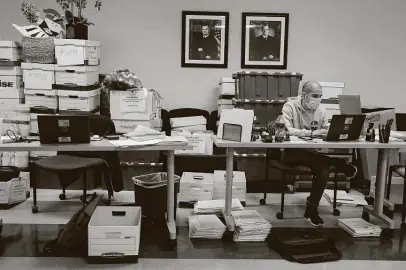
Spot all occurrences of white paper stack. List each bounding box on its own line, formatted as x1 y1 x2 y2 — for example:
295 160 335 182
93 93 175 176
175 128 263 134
338 218 382 238
213 170 247 203
232 210 271 242
178 172 214 203
194 198 244 214
323 189 368 207
170 116 207 131
188 214 226 239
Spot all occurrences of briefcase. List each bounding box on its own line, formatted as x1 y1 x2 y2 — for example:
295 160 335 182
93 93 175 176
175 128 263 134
268 229 342 264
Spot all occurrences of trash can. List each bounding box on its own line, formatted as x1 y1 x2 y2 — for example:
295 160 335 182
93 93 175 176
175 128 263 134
133 172 180 226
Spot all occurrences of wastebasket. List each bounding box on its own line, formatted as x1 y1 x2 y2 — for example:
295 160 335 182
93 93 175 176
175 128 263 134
133 172 180 226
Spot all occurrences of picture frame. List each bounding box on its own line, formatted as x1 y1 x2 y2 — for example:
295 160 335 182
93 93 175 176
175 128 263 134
241 12 289 69
181 11 229 68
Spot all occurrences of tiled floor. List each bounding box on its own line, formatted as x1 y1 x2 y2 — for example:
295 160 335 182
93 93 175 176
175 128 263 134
1 189 406 269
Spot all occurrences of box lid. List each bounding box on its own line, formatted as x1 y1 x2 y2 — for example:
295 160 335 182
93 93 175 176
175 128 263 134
0 66 22 76
213 170 246 183
0 41 22 48
54 39 101 47
57 88 101 98
54 65 100 72
24 89 57 96
181 172 214 185
219 77 235 84
89 206 141 227
318 82 345 88
21 63 55 71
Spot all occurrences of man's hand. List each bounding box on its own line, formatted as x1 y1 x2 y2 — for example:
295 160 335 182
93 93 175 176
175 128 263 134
205 56 211 60
312 129 328 136
198 48 203 52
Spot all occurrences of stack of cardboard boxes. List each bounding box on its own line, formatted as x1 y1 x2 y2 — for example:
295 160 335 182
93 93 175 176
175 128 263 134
0 41 30 169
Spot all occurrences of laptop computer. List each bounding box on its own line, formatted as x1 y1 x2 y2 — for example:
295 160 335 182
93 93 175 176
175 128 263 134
320 114 366 141
338 95 362 115
38 115 91 144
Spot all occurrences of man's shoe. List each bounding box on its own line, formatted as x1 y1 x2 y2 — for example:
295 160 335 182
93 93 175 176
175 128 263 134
304 206 324 228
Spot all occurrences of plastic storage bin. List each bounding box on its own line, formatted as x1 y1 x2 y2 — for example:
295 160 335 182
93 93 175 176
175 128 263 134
132 172 180 226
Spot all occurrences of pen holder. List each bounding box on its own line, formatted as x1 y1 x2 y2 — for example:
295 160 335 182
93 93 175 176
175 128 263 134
378 127 391 143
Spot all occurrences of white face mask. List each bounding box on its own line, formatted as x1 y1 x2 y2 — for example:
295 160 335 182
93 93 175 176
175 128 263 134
306 96 321 111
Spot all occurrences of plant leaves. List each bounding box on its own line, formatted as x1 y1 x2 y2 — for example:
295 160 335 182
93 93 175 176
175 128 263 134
43 8 61 17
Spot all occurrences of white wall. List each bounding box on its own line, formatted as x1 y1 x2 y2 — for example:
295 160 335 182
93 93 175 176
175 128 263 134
1 0 406 112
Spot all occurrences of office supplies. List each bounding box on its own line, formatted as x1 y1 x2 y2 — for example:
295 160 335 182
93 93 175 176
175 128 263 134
194 198 244 214
189 215 226 239
88 206 141 261
338 95 362 115
37 115 90 144
222 123 242 142
338 218 381 238
232 210 271 242
217 109 254 143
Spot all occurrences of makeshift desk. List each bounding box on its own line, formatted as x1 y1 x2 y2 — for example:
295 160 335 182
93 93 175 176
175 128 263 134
0 139 192 241
212 137 406 232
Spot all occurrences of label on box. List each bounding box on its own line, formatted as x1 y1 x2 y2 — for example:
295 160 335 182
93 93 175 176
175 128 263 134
120 91 146 113
9 178 27 203
56 45 85 66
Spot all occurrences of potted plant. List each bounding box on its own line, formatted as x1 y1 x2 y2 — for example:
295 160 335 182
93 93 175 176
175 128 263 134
55 0 102 40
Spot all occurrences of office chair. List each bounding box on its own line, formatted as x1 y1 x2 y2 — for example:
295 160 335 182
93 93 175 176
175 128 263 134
386 159 406 229
263 149 340 219
30 115 116 213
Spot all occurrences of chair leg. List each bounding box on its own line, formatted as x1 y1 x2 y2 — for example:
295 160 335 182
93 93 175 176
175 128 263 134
386 168 393 200
276 172 285 220
80 172 88 204
59 186 66 200
261 149 270 205
402 178 406 228
31 164 38 213
333 171 340 216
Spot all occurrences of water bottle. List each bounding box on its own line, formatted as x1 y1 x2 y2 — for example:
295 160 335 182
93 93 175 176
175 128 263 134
274 113 286 143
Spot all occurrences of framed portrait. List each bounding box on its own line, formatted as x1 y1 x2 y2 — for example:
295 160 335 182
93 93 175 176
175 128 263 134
181 11 229 68
241 13 289 69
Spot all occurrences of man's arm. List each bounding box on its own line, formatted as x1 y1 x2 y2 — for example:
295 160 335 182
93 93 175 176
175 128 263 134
282 104 312 137
320 110 330 130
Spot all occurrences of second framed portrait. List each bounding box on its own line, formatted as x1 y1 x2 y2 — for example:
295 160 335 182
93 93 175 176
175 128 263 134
181 11 229 68
241 12 289 69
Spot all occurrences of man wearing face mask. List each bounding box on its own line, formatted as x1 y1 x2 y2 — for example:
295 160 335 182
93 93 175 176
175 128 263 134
281 81 357 227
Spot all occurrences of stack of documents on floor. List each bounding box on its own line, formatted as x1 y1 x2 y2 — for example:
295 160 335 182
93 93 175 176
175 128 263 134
232 210 271 242
323 189 368 207
188 214 226 239
194 198 244 214
178 172 214 203
171 116 207 131
109 125 187 148
338 218 382 238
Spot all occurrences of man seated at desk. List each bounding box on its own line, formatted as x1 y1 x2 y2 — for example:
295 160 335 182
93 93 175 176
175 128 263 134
281 81 358 227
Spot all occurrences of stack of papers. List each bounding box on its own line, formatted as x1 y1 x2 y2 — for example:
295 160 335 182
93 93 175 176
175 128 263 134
232 210 271 242
124 125 166 141
338 218 382 238
178 173 214 203
194 198 244 214
108 136 188 148
188 214 226 239
323 189 368 207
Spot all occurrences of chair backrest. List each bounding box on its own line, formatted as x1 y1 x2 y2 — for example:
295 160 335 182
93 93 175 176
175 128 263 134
89 114 116 136
161 109 170 136
168 108 210 132
210 110 219 134
396 113 406 131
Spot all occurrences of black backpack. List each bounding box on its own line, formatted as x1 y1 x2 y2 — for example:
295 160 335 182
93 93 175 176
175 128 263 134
44 193 103 256
269 229 342 264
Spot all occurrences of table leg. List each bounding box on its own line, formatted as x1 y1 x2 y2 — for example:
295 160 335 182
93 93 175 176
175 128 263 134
166 150 176 240
224 147 235 231
363 148 395 229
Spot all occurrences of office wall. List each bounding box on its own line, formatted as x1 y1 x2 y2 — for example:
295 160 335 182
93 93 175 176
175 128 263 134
1 0 406 112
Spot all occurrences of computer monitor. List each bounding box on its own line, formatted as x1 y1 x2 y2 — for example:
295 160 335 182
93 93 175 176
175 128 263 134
338 95 362 115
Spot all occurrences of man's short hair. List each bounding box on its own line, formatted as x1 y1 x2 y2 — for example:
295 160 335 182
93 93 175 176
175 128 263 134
202 23 210 29
302 81 322 94
262 24 270 30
